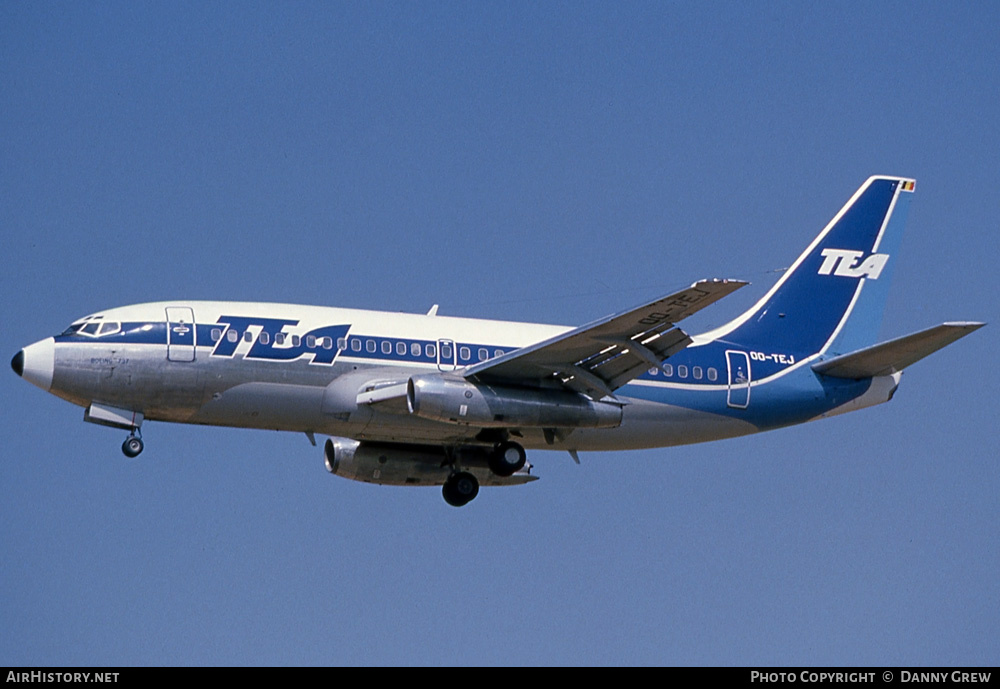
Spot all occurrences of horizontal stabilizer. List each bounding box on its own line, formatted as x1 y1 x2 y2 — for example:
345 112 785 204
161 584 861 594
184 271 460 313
812 322 985 379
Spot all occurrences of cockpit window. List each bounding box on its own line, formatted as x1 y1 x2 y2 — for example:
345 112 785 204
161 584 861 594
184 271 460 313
62 320 122 337
60 323 85 336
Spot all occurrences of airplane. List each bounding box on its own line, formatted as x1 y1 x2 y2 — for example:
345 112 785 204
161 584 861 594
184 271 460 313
11 176 984 506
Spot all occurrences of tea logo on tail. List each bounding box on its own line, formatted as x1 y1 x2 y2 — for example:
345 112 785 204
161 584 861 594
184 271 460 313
817 249 889 279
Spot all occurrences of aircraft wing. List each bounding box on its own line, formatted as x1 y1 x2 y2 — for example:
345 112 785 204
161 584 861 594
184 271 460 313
463 279 747 398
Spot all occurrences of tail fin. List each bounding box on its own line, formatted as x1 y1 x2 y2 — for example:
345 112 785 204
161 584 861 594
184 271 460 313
707 176 915 356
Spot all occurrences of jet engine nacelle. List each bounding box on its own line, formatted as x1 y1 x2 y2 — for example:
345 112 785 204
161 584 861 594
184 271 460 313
406 374 623 428
325 436 453 485
324 437 531 487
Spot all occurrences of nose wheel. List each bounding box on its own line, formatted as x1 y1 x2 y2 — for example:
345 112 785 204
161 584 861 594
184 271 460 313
122 433 144 458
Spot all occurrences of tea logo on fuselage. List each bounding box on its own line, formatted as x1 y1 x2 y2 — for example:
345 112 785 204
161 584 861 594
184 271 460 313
211 316 349 365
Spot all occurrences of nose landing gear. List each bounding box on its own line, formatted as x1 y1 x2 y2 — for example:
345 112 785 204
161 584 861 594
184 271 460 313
122 432 144 458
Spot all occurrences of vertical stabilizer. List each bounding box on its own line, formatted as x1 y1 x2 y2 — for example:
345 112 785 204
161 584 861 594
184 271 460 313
706 176 915 357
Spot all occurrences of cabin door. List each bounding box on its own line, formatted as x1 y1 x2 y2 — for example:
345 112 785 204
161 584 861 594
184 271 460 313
726 350 751 409
436 339 457 371
166 306 197 362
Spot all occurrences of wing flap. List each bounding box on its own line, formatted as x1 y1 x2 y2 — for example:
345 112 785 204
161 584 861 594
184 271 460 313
591 327 693 391
465 279 746 395
812 322 985 379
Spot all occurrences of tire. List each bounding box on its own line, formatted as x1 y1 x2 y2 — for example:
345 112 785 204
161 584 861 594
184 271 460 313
488 441 526 477
122 436 144 458
442 471 479 506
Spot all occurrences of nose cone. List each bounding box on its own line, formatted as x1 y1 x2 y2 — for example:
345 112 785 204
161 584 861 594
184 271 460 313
15 338 55 392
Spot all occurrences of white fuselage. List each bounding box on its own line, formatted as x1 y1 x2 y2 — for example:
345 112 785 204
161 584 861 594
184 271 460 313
21 300 774 454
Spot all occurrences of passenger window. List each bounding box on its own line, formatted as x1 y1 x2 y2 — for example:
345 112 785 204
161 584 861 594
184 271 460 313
494 349 503 358
306 335 316 348
243 331 253 343
366 340 376 353
259 332 270 345
381 341 392 354
211 328 222 342
227 329 239 343
459 346 470 361
662 363 673 376
275 333 286 345
648 367 658 376
337 338 346 350
708 367 718 381
693 366 703 380
351 338 361 352
397 342 407 355
426 344 436 357
323 337 333 350
678 365 688 378
411 343 421 357
292 335 301 347
441 344 453 359
478 348 489 361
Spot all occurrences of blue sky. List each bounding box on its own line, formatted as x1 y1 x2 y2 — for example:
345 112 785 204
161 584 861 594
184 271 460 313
2 2 997 666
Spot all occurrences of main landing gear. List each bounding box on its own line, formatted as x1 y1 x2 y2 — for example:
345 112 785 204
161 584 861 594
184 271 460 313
442 471 479 507
121 431 144 458
488 440 527 477
441 441 528 507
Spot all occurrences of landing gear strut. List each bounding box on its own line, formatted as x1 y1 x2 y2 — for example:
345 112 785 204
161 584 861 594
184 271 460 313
442 471 479 507
122 431 144 458
488 441 526 477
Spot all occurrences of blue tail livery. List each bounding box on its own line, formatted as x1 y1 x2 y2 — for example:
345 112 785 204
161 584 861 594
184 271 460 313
11 176 984 506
